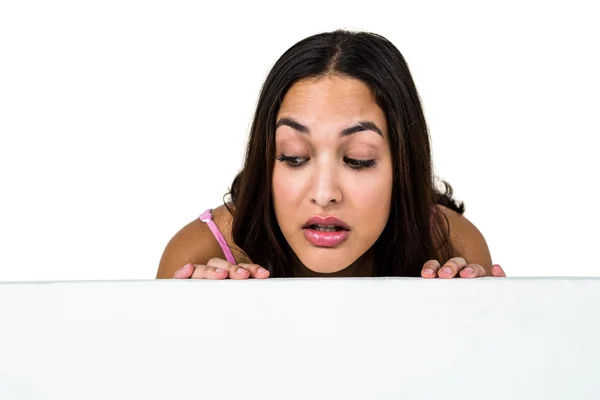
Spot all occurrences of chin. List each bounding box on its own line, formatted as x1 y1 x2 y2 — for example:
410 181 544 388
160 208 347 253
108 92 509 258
298 247 355 273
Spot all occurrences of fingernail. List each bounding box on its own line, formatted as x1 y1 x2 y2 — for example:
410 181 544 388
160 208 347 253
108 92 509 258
215 268 224 273
237 267 247 275
258 267 269 276
441 267 452 276
178 263 191 271
463 267 474 275
423 268 434 275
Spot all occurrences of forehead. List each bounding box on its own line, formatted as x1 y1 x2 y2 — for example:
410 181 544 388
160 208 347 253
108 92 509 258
277 76 387 130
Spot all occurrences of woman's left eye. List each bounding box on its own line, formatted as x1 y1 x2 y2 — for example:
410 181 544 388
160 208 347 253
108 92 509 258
344 157 377 169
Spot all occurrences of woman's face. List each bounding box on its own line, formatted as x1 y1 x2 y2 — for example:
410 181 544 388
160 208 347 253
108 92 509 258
272 76 393 273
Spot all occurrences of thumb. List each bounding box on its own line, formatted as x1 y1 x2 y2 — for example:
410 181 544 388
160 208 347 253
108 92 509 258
173 263 194 279
491 264 506 277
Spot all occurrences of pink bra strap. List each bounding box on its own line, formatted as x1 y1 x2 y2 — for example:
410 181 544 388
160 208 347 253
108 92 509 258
199 209 237 265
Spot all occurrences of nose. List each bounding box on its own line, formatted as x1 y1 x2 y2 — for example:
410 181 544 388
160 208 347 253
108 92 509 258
308 161 342 207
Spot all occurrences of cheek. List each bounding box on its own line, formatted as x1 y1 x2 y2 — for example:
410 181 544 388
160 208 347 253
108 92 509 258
346 165 393 226
349 176 392 208
272 166 305 222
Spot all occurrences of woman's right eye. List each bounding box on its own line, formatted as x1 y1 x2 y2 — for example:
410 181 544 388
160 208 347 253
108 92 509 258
276 155 309 168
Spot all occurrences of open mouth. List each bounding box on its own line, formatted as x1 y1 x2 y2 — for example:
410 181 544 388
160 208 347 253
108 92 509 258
306 224 347 232
301 219 351 247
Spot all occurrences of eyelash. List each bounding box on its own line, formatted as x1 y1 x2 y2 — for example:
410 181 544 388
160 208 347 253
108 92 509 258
275 155 377 170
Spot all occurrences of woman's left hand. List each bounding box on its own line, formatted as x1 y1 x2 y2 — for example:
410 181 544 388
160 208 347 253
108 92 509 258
421 257 506 278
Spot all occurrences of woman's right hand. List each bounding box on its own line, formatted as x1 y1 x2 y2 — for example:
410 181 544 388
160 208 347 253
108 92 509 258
173 258 270 279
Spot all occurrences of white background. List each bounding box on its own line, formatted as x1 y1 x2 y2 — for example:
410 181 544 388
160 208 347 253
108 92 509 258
0 0 598 281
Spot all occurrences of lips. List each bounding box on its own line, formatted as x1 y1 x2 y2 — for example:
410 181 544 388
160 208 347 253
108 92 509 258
302 216 350 230
302 216 350 247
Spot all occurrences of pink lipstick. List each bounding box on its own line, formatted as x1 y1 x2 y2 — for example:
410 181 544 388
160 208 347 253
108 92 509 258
302 216 350 247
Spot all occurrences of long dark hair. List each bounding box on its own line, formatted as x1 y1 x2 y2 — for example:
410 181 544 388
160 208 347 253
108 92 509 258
225 30 463 277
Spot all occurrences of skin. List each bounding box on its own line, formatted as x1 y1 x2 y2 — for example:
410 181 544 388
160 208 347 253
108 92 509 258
156 77 506 280
272 76 393 274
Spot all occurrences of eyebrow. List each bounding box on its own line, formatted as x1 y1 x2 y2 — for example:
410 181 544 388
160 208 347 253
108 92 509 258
275 117 383 137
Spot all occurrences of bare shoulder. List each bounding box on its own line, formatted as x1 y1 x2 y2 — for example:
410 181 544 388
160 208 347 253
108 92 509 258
156 204 251 279
436 204 493 274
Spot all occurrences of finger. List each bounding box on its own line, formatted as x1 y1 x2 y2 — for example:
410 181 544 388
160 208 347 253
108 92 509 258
206 258 250 280
190 264 229 280
421 259 441 278
459 263 487 278
173 263 195 279
438 257 467 279
238 263 270 279
492 264 507 277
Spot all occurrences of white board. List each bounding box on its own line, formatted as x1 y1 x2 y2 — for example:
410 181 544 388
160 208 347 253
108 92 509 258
1 277 599 399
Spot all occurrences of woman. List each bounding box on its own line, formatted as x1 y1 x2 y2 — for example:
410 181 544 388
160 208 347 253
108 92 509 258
157 30 506 280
